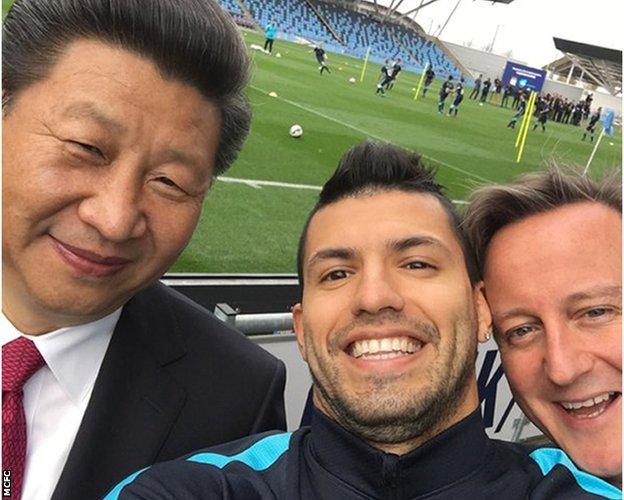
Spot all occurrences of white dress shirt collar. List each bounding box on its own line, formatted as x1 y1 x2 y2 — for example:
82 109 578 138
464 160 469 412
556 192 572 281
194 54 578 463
0 309 121 404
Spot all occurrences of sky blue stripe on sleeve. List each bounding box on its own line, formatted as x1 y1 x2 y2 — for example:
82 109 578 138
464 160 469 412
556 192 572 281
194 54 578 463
530 448 622 499
187 432 292 471
103 467 149 500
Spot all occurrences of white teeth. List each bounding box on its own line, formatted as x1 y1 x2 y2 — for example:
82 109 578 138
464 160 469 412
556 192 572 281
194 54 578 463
360 351 407 361
349 336 422 358
392 338 401 351
369 339 380 353
379 338 392 352
560 392 615 410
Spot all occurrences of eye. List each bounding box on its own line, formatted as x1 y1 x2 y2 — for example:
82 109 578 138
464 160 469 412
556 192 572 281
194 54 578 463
580 306 619 324
509 325 534 337
155 176 180 188
404 261 432 270
321 269 349 282
68 140 104 158
585 307 609 318
503 324 540 345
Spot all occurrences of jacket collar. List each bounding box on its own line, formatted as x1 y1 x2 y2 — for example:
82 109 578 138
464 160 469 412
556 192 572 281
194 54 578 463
52 282 187 500
308 408 489 498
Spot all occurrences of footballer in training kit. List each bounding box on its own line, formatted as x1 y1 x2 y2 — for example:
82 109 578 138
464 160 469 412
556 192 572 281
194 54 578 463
313 44 331 75
437 76 454 114
448 78 465 117
107 408 620 499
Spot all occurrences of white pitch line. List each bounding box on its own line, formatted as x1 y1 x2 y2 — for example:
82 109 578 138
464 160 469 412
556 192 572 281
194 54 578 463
218 176 321 191
217 175 467 204
250 84 493 184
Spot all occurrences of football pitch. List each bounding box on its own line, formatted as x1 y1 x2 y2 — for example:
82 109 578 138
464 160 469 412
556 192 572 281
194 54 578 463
3 3 618 273
172 30 621 274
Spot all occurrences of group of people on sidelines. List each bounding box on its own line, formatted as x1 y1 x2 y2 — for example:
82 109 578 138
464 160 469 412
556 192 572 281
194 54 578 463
2 1 621 500
507 91 604 139
467 74 605 138
469 73 495 103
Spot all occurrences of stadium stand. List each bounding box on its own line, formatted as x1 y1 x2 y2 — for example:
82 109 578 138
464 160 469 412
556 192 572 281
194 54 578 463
311 1 412 61
243 0 337 48
219 0 243 15
218 0 257 28
216 0 463 77
443 41 522 80
548 38 622 97
391 25 463 78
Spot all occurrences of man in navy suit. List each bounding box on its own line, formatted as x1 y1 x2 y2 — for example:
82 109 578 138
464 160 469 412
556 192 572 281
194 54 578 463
1 1 285 499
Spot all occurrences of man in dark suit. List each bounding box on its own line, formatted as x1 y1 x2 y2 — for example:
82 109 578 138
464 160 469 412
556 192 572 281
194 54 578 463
1 1 286 499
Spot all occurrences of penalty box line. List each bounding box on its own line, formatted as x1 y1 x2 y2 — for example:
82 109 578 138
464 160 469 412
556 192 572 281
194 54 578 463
216 176 468 205
249 84 493 185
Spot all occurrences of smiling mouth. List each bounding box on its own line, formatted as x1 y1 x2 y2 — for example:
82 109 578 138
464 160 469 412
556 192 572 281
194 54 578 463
50 235 132 278
347 336 423 361
558 392 621 419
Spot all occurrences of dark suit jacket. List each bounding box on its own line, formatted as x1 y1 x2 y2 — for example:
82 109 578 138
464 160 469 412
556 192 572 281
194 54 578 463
51 282 286 500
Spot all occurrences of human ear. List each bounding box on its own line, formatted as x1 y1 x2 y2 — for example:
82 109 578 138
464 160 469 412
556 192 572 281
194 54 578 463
473 281 493 343
292 303 308 361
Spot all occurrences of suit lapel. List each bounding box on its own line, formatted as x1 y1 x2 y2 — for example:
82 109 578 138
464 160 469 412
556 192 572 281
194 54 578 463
52 284 187 500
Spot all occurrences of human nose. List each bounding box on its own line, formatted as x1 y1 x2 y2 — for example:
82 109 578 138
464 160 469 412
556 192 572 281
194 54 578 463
351 264 405 316
543 321 594 387
77 168 147 243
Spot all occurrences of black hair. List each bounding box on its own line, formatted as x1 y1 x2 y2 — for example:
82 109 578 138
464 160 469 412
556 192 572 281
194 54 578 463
296 141 479 287
3 0 251 175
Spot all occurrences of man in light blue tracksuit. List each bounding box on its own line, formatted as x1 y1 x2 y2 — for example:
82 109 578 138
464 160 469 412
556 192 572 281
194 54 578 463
264 19 277 54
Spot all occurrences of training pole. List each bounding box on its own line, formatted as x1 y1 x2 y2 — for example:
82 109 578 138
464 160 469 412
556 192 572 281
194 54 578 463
515 91 536 163
414 63 429 100
583 127 606 175
515 91 535 148
360 46 371 82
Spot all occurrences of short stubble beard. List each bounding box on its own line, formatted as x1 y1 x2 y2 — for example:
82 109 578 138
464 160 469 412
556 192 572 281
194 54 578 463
305 311 478 451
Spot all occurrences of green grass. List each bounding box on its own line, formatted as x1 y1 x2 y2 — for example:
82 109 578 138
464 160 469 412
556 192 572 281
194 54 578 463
1 10 618 273
172 30 621 273
3 0 13 17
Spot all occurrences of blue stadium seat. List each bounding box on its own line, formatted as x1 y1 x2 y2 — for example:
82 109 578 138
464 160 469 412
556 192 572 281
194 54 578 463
217 0 243 15
237 0 463 77
244 0 335 46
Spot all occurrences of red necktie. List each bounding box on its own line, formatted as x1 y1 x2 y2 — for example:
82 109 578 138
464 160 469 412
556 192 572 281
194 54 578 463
2 337 45 500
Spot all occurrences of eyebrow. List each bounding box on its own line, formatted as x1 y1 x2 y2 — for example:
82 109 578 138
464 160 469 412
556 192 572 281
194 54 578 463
61 101 206 172
388 235 451 256
493 307 537 324
160 148 206 173
565 285 622 305
61 101 126 134
306 235 451 272
307 247 355 270
493 285 622 324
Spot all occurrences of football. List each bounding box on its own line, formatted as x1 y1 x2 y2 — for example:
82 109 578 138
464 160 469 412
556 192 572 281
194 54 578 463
348 77 356 84
289 124 303 138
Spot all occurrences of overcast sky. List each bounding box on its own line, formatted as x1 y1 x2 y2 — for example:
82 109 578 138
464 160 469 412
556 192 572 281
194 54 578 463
376 0 622 67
